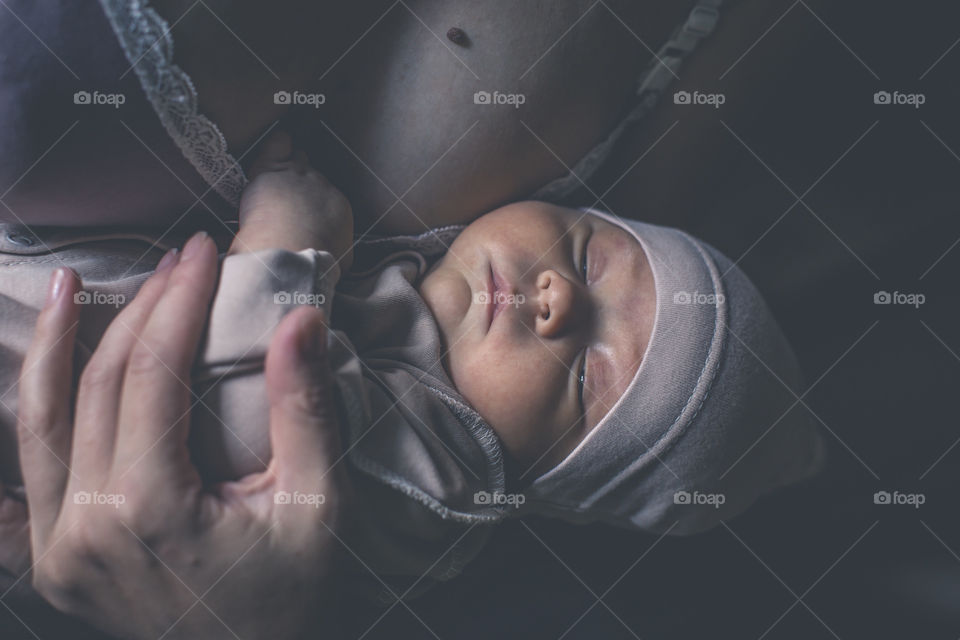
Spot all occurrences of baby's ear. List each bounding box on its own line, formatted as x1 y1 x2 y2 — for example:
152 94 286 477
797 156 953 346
247 129 295 178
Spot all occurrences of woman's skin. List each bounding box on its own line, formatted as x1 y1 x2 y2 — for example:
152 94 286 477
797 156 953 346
3 0 700 231
5 236 346 640
418 202 655 478
144 0 798 235
2 0 792 234
149 0 692 233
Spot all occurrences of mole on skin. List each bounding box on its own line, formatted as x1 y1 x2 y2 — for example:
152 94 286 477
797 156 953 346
446 26 468 46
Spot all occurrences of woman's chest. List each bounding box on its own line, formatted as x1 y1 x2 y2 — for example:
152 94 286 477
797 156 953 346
295 0 690 234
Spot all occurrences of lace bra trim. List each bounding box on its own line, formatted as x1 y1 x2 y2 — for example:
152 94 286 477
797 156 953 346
98 0 248 207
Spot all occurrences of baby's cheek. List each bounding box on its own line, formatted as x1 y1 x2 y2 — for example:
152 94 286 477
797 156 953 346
454 347 537 427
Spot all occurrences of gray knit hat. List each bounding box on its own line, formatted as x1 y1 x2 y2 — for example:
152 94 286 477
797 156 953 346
519 208 826 534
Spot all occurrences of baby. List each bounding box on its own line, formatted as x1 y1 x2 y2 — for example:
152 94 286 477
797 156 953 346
0 134 825 601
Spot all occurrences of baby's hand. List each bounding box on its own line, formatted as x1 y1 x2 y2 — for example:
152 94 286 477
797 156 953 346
229 130 353 271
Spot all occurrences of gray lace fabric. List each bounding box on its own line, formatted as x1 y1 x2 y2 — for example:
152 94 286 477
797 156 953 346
529 0 725 203
97 0 248 206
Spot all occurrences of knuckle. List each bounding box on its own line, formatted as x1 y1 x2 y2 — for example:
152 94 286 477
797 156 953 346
142 261 173 287
168 258 205 285
32 553 85 613
114 492 164 542
285 383 331 419
125 344 166 378
17 404 56 443
166 262 214 303
78 356 121 394
35 298 66 331
16 396 63 448
67 518 104 560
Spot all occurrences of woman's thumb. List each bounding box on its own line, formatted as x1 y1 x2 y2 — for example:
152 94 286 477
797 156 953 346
264 306 342 488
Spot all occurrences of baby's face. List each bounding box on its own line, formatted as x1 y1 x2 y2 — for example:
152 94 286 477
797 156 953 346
417 202 655 480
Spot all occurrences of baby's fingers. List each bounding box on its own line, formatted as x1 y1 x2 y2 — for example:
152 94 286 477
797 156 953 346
17 268 81 547
247 129 294 179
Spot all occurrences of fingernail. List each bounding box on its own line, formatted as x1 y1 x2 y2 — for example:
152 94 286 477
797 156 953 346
182 231 209 260
46 268 67 307
156 247 179 271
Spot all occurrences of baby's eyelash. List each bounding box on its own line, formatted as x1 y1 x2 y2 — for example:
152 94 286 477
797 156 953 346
578 354 586 409
577 232 590 411
580 242 589 281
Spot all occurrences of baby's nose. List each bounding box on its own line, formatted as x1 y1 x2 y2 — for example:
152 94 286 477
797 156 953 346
534 270 575 338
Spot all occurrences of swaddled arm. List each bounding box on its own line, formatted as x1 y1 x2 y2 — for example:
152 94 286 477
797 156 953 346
188 131 355 481
189 244 341 481
227 130 354 271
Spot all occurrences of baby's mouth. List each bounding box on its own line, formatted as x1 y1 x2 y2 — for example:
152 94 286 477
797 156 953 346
484 264 496 333
485 262 510 333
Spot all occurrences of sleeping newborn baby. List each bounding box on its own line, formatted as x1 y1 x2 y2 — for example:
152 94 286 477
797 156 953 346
0 135 825 601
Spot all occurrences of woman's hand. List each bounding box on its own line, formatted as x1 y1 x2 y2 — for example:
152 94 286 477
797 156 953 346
16 232 346 640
